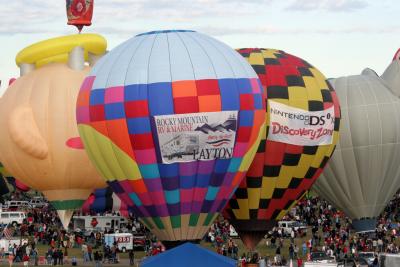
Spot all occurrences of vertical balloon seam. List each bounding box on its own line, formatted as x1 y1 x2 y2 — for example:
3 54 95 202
23 70 44 190
173 31 200 241
333 115 351 213
380 83 400 216
146 33 173 239
339 78 357 217
365 77 383 217
181 32 220 238
119 33 158 234
348 79 367 217
161 32 179 241
192 32 241 232
184 32 221 239
175 32 215 241
378 98 400 217
358 77 374 213
102 36 144 195
208 39 265 231
197 33 259 234
307 70 337 213
228 49 262 221
84 41 134 182
99 37 137 183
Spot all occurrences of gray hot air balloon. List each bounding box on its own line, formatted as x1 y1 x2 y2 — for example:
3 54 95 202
313 53 400 232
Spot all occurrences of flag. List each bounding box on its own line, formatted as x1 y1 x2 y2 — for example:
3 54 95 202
2 224 15 240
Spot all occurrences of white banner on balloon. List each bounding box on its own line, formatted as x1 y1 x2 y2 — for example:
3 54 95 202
154 111 238 163
268 101 335 146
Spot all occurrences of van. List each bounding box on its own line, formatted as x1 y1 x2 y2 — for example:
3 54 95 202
104 233 133 252
29 199 46 208
4 200 31 210
277 221 308 237
0 211 26 226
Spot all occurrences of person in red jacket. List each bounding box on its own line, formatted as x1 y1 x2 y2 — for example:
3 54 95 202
297 257 303 267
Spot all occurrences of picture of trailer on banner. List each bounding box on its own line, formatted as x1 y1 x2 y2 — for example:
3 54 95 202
268 101 335 146
154 111 238 164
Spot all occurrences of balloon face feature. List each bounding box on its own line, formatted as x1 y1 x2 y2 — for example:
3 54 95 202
77 30 265 242
223 48 341 249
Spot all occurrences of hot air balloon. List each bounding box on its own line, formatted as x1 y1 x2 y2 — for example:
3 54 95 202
76 30 265 248
313 50 400 232
223 48 341 250
0 34 107 228
82 187 130 216
66 0 94 32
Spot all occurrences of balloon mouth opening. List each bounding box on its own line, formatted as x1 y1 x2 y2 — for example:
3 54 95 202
136 30 196 37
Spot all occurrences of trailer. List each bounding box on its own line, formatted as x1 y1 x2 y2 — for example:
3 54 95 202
73 214 128 231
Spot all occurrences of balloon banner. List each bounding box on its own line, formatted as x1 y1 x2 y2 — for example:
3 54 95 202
268 101 335 146
155 111 238 163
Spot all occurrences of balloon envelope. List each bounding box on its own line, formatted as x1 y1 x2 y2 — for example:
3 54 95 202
223 48 341 249
313 58 400 232
0 63 106 228
82 186 130 216
66 0 94 32
77 30 265 245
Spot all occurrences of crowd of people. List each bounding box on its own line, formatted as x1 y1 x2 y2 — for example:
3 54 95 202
202 193 400 266
1 190 400 266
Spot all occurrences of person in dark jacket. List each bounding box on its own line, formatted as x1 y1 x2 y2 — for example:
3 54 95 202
129 250 134 266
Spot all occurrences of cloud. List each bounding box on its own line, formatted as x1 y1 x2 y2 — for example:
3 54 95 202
285 0 368 12
197 25 400 37
94 0 275 22
0 0 275 35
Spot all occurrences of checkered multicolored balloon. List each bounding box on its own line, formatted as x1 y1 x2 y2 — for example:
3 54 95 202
82 186 131 217
223 48 341 249
76 31 265 245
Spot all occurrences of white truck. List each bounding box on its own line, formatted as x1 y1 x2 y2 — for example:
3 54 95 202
0 211 26 226
104 233 133 252
277 220 308 237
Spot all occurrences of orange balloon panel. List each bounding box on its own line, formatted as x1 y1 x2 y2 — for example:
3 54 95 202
0 64 106 212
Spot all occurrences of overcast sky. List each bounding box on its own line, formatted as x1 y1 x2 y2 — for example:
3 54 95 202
1 0 399 95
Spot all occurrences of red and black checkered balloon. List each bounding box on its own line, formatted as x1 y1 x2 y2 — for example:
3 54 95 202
223 48 341 250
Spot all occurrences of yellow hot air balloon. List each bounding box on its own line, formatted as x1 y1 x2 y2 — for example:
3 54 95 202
0 34 107 228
